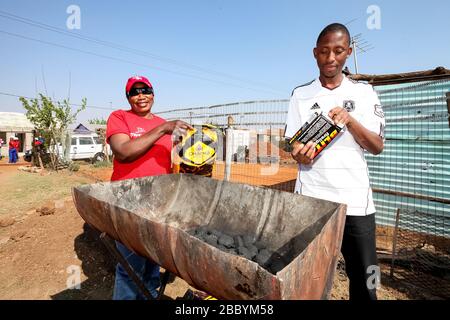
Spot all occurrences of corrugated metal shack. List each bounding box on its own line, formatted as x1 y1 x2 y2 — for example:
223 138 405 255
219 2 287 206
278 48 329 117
352 67 450 238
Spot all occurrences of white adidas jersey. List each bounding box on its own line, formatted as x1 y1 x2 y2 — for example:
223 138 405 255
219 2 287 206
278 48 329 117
285 76 385 216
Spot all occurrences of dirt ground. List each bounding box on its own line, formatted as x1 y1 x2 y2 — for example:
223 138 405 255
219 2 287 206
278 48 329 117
0 160 442 300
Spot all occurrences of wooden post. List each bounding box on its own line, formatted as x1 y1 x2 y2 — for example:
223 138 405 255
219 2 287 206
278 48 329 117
37 153 44 170
390 208 401 278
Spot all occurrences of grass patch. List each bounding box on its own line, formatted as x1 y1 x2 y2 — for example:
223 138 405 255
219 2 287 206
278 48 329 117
92 161 112 168
68 162 80 172
0 171 94 216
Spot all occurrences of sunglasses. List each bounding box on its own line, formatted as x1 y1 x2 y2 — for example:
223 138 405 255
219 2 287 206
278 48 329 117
128 87 154 97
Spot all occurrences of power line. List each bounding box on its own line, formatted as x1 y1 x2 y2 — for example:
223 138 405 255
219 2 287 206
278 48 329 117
344 18 359 26
0 29 284 96
0 9 278 90
0 90 115 110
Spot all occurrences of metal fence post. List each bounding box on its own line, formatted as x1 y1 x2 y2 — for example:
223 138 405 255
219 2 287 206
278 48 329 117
224 127 232 181
390 208 401 278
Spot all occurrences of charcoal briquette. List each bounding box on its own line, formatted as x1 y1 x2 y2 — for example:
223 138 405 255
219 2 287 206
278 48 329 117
204 233 218 246
234 235 244 248
195 227 207 238
254 241 265 250
243 235 255 247
211 229 222 237
237 246 253 259
247 244 258 259
218 234 234 248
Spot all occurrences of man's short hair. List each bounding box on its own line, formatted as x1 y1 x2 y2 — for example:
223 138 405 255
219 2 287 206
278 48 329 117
316 23 351 46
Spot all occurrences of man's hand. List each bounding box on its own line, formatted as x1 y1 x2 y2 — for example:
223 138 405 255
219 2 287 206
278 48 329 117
328 107 354 126
291 141 316 165
329 107 384 155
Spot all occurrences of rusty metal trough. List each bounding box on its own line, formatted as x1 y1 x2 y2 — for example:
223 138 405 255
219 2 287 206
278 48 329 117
72 174 346 300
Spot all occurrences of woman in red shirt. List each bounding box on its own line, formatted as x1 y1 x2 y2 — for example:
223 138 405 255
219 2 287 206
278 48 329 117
106 75 191 300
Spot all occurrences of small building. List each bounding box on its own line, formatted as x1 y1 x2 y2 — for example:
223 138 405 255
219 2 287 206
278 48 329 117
71 123 106 135
0 112 34 157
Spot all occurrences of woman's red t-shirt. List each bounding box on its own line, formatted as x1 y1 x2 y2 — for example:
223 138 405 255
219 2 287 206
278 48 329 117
106 110 172 181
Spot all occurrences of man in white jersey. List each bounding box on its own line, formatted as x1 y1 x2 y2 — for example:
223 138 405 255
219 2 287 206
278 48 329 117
285 23 385 300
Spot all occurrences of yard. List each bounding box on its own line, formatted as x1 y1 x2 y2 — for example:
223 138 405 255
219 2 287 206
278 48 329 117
0 161 440 300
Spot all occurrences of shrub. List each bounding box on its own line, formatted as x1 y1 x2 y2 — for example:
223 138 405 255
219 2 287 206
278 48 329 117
92 160 112 168
68 162 80 172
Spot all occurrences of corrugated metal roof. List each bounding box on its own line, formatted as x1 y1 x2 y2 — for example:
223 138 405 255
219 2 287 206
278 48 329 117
0 112 34 131
349 66 450 85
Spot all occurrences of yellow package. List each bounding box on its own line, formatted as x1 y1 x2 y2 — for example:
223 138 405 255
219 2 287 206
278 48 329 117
172 124 220 177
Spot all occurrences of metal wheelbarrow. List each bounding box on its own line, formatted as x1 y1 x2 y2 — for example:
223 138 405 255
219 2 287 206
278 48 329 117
72 173 346 299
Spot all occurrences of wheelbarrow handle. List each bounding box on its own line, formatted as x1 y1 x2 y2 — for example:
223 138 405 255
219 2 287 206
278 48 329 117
99 232 155 300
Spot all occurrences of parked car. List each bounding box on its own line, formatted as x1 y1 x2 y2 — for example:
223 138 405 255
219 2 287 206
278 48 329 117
59 133 111 163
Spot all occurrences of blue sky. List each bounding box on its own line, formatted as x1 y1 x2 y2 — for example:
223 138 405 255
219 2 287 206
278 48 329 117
0 0 449 123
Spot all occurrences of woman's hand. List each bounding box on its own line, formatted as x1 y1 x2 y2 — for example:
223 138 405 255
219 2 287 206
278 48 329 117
161 120 193 134
110 120 192 163
161 120 193 145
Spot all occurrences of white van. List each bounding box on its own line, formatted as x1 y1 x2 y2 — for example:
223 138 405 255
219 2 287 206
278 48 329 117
65 133 111 162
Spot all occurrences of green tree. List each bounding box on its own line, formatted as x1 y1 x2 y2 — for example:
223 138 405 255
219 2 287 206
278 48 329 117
20 94 86 170
88 118 107 125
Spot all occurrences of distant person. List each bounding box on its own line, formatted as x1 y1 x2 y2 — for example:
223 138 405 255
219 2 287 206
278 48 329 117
33 137 43 159
8 137 14 163
34 137 44 147
0 137 3 160
32 136 46 165
14 137 21 153
106 75 191 300
8 136 18 163
285 23 385 300
14 137 21 162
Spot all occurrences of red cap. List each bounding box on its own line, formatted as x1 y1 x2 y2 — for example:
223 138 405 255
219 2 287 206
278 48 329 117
125 76 152 96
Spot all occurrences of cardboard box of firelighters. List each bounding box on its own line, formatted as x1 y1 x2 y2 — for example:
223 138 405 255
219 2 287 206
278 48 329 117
288 111 343 159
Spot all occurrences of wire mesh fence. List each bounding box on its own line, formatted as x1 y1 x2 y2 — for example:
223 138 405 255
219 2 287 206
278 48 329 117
390 209 450 299
157 100 298 191
156 77 450 297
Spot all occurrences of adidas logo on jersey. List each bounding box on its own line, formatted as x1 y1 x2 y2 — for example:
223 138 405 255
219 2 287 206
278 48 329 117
310 103 320 110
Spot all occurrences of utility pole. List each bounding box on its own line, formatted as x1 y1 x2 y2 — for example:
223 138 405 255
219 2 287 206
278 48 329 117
224 116 234 181
350 33 374 75
352 37 359 74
